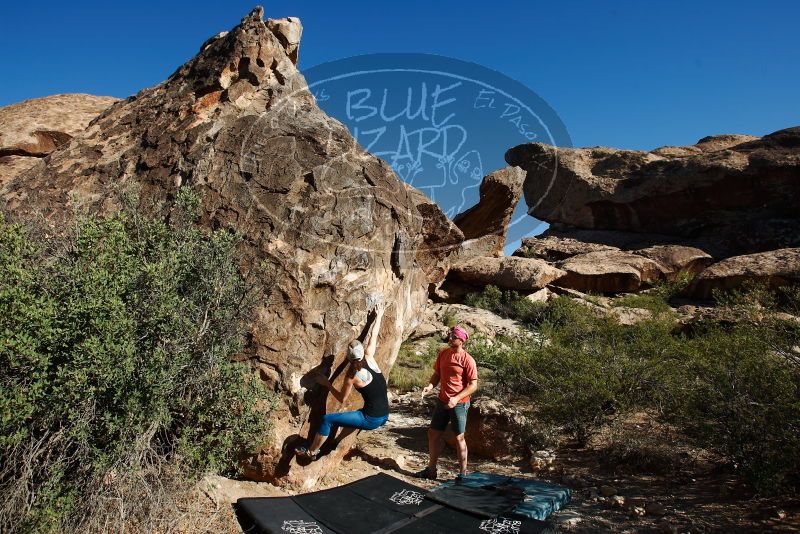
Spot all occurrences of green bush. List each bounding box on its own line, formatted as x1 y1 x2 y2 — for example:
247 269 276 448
669 323 800 492
471 297 679 444
468 290 800 493
0 190 274 532
465 285 549 325
389 340 440 391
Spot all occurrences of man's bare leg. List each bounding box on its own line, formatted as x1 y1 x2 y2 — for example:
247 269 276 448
455 433 468 474
427 428 445 470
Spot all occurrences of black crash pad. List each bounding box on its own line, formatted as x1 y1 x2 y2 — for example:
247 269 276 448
236 473 554 534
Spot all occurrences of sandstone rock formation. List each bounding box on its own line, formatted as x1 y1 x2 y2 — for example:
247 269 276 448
513 235 617 261
0 7 452 487
557 250 664 294
266 17 302 64
443 397 528 461
633 245 713 280
452 166 525 256
0 94 118 185
688 248 800 299
448 256 565 292
507 128 800 258
410 303 528 341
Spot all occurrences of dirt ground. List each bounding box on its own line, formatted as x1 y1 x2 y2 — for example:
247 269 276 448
206 390 800 533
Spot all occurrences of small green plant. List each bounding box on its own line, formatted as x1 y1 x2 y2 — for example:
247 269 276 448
465 285 549 325
389 340 440 391
612 293 672 314
441 308 459 328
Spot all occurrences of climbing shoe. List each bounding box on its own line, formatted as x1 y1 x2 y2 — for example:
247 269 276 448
295 446 320 461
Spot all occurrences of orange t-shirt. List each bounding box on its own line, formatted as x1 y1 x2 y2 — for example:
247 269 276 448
433 347 478 403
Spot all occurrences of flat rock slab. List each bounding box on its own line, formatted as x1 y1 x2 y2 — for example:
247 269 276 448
450 256 566 292
555 250 664 294
689 247 800 299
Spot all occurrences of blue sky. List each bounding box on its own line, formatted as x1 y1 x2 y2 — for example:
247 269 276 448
3 1 798 149
3 1 798 250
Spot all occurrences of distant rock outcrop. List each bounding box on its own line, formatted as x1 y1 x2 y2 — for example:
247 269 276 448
506 128 800 296
452 166 525 257
0 94 118 185
449 256 565 292
688 248 800 299
507 129 800 258
0 7 452 487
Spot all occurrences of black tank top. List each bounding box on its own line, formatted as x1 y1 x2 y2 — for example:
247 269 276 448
355 362 389 418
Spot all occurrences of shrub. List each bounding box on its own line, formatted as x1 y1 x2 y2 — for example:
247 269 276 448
468 289 800 493
389 340 440 391
441 308 459 328
471 297 680 444
0 190 274 532
465 285 549 325
612 293 673 314
668 320 800 492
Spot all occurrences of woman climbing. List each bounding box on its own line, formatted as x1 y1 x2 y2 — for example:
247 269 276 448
295 301 390 460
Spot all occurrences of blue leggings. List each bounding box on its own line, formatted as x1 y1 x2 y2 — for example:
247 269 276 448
318 410 389 436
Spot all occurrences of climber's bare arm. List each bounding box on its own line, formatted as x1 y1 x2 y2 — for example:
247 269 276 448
364 302 386 363
315 372 359 404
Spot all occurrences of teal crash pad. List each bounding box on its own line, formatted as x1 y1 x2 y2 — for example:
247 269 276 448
434 472 571 521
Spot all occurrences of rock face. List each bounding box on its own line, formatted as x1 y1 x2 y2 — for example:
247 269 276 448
513 235 617 261
410 303 528 341
443 397 528 461
557 250 664 294
404 183 465 284
452 166 525 256
0 94 118 185
633 245 713 280
688 248 800 299
507 129 800 258
1 7 451 487
266 17 302 64
449 256 566 292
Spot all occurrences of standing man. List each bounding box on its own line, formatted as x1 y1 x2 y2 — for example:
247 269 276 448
416 325 478 480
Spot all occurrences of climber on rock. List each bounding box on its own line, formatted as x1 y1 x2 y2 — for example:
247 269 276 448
295 301 390 461
416 325 478 480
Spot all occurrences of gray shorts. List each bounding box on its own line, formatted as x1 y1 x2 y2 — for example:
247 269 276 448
430 399 470 435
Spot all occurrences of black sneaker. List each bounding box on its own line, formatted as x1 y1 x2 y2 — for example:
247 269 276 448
414 466 437 480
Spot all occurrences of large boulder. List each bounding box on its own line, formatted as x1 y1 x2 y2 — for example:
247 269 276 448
410 303 528 341
513 234 618 261
443 397 528 461
555 250 665 294
0 94 118 186
633 245 713 280
452 166 525 256
404 183 465 284
506 129 800 258
688 248 800 299
448 256 566 292
1 7 451 488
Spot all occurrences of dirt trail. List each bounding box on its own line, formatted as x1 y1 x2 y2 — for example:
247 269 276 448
208 391 800 533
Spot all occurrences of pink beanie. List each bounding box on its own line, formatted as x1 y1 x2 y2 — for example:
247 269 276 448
451 326 469 342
